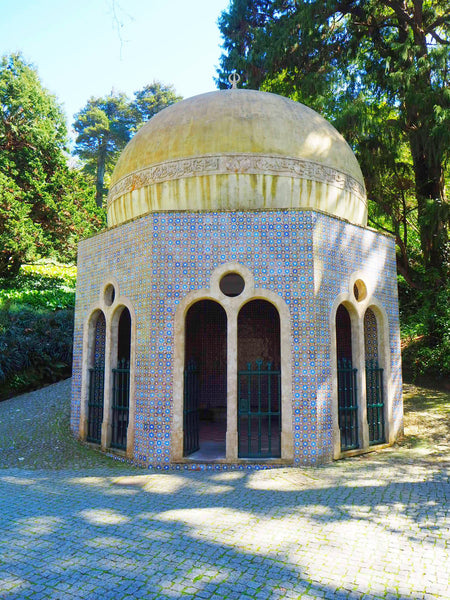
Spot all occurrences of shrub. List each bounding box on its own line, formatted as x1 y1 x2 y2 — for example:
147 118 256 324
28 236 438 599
400 274 450 382
0 262 76 399
0 307 74 399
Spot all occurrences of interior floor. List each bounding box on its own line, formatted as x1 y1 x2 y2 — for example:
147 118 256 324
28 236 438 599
186 420 226 461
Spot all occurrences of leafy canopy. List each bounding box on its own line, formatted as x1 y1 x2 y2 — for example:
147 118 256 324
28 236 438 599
218 0 450 277
73 82 182 207
0 53 103 277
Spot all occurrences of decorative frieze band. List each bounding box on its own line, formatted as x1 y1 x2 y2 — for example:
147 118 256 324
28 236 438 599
107 153 366 207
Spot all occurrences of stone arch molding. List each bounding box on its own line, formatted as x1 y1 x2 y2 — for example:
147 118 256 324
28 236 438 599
80 278 136 458
172 262 293 463
329 272 392 459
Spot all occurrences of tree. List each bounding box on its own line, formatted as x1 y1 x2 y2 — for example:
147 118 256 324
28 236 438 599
134 81 182 123
218 0 450 279
0 53 103 276
73 93 135 208
0 172 40 276
73 83 182 208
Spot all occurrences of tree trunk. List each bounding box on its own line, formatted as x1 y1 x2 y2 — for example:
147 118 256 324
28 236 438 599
408 129 447 274
95 147 107 208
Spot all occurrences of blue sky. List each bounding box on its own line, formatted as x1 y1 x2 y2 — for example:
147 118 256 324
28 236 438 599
1 0 230 132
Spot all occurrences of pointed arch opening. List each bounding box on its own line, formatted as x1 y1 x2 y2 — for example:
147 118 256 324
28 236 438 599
237 300 281 458
336 304 359 451
87 311 106 444
183 300 227 459
364 307 385 445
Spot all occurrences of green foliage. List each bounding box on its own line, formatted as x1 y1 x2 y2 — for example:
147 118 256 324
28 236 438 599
218 0 450 275
0 53 104 277
399 268 450 381
73 93 136 207
0 263 76 399
0 263 76 311
41 167 105 263
73 82 182 208
218 1 450 380
0 307 74 399
134 81 182 123
0 172 41 276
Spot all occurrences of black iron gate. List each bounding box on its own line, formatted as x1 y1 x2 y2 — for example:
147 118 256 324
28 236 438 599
337 358 359 451
238 359 281 458
87 362 104 444
183 359 200 455
111 358 130 450
366 359 385 445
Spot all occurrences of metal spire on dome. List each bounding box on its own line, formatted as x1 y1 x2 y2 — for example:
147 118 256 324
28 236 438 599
228 71 241 89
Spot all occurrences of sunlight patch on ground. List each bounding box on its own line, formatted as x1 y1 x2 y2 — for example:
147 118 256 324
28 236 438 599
68 476 111 488
194 483 234 494
79 508 130 526
86 536 130 549
0 577 27 594
158 507 251 539
111 474 188 494
246 469 313 491
16 516 63 536
0 476 38 486
210 472 245 482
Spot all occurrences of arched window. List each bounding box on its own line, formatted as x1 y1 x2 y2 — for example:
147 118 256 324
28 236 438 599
87 311 106 444
184 300 227 458
237 300 281 458
336 304 358 451
111 308 131 450
364 308 385 444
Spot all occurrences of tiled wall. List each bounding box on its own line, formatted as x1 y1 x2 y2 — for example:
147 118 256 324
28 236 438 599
71 209 402 468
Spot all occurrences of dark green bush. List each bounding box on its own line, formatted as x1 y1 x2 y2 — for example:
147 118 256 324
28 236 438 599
0 307 74 399
0 263 76 399
399 273 450 382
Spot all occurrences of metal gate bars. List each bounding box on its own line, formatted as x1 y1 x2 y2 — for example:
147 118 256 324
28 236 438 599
183 360 200 455
87 360 130 449
87 362 104 444
366 359 385 445
338 358 386 451
111 358 130 450
238 359 281 458
337 358 358 451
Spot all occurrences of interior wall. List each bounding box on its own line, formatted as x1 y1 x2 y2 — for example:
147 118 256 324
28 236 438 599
336 304 352 362
237 300 280 370
185 300 227 413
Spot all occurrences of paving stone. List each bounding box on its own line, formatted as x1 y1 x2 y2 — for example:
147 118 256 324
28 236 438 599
0 382 449 599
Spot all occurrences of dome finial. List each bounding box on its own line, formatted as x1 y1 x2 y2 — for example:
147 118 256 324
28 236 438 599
228 71 241 89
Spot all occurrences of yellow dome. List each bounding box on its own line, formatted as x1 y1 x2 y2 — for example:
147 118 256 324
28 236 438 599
107 89 367 227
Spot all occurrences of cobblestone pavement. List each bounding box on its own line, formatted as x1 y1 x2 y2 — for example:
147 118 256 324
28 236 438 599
0 457 448 599
0 382 449 599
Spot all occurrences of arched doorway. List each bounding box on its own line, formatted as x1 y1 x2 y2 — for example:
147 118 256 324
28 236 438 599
336 304 358 451
237 300 281 458
87 311 106 444
364 307 385 445
111 307 131 450
184 300 227 458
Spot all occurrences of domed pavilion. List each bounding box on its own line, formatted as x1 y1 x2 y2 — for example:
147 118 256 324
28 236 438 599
71 88 403 468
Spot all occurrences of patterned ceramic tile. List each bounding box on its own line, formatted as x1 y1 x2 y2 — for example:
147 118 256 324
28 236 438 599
71 210 402 468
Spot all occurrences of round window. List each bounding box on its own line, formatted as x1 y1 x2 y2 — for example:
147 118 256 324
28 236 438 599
353 279 367 302
104 283 116 306
219 273 245 297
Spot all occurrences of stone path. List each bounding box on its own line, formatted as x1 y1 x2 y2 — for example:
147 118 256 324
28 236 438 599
1 458 449 599
0 381 449 599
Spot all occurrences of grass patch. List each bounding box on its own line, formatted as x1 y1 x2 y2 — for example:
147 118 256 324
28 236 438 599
400 383 450 455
